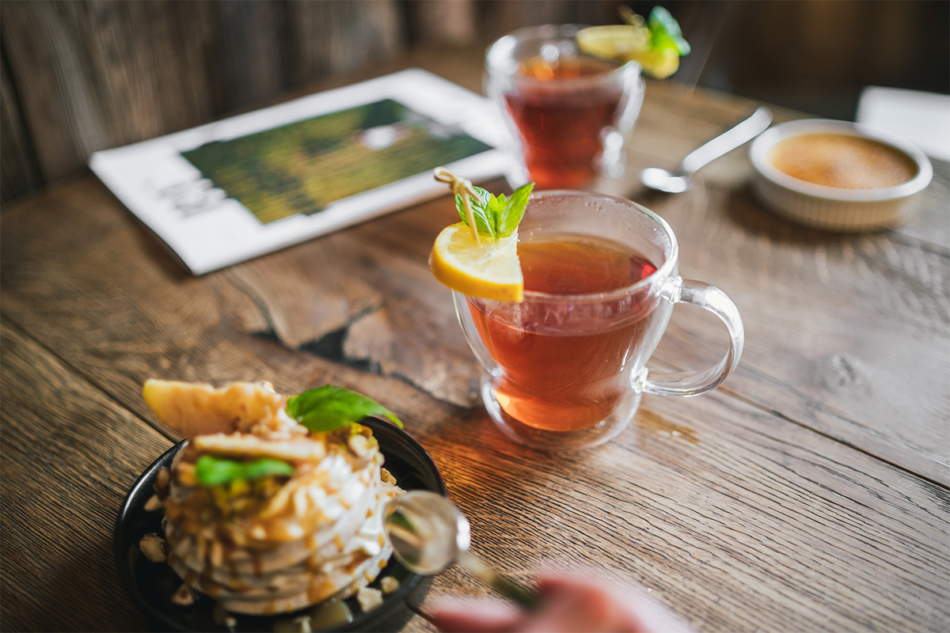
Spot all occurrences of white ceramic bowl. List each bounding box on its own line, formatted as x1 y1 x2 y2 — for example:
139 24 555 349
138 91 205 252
749 119 933 231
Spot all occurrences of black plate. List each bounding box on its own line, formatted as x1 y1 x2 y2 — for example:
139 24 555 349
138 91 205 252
115 419 446 632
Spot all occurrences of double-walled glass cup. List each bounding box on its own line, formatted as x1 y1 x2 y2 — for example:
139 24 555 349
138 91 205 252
485 24 645 190
454 191 744 451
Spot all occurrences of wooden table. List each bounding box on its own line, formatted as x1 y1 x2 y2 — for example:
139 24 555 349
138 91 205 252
2 49 948 632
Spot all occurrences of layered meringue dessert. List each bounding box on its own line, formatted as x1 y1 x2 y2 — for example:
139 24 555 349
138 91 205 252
140 380 404 616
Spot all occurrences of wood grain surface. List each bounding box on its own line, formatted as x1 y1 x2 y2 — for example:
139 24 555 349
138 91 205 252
0 0 404 193
1 51 948 632
0 318 169 631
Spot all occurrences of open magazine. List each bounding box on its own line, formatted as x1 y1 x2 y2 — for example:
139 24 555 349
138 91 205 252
90 69 508 275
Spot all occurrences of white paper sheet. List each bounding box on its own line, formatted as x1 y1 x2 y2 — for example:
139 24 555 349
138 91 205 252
90 69 509 275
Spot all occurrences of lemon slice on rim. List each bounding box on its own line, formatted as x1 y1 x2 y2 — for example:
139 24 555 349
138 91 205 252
577 24 681 79
632 47 681 80
576 5 689 80
429 223 523 303
576 25 650 62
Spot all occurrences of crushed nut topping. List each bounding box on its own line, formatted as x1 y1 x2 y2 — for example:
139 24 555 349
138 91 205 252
144 494 166 512
347 434 371 459
356 586 384 612
172 583 195 606
139 533 168 563
380 468 397 485
380 576 400 594
155 467 170 497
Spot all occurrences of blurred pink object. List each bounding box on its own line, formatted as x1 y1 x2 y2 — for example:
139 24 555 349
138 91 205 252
428 570 691 633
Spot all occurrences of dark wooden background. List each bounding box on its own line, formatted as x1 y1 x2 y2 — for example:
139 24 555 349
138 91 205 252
2 0 948 204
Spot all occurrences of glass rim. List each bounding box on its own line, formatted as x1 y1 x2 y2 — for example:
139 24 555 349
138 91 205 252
485 23 641 86
470 190 679 304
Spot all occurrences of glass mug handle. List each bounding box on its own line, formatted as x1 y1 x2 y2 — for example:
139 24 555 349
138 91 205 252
641 278 745 397
618 75 646 132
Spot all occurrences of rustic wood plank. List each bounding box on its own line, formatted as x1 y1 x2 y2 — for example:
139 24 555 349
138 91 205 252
895 158 950 252
477 1 581 42
623 80 950 485
205 0 287 115
0 0 406 190
417 391 949 632
1 1 104 181
226 220 481 408
0 317 169 632
3 179 947 631
0 44 44 204
3 49 947 486
409 0 477 47
0 316 437 633
0 0 218 182
232 83 950 485
641 180 948 485
289 0 404 87
0 175 462 433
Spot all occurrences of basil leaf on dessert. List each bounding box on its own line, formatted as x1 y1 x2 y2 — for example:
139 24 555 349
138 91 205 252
287 385 404 432
195 455 295 487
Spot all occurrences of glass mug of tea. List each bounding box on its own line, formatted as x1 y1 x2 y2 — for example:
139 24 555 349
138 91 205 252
485 24 645 190
453 191 744 451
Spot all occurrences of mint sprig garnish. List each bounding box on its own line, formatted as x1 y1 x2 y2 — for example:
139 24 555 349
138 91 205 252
648 6 690 55
286 385 403 433
456 183 534 241
618 5 690 57
195 455 294 487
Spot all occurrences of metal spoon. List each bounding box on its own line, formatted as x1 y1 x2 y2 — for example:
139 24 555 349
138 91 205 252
640 106 773 193
383 490 541 609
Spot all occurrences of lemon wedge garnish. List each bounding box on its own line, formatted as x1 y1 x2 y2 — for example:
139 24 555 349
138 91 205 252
577 6 689 80
631 47 680 80
576 25 650 62
429 223 523 303
577 24 681 79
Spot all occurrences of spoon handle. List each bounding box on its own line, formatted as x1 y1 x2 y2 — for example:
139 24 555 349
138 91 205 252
457 551 542 611
679 107 772 176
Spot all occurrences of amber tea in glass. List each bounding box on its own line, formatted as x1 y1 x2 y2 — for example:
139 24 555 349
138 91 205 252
469 235 659 431
504 56 625 188
453 191 745 451
486 25 644 189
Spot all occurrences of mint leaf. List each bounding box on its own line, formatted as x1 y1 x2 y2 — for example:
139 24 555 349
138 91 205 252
488 192 507 234
649 6 690 55
497 183 534 237
456 187 496 240
455 183 534 241
195 455 294 487
649 6 681 38
286 385 403 432
652 30 690 56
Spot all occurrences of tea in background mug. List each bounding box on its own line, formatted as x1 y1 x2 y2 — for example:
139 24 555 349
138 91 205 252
454 191 744 451
485 24 645 190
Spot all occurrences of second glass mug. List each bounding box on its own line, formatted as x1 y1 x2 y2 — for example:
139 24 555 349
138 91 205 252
485 24 645 190
454 191 744 451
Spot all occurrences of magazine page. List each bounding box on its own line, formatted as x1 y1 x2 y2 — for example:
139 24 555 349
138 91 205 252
90 69 508 275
